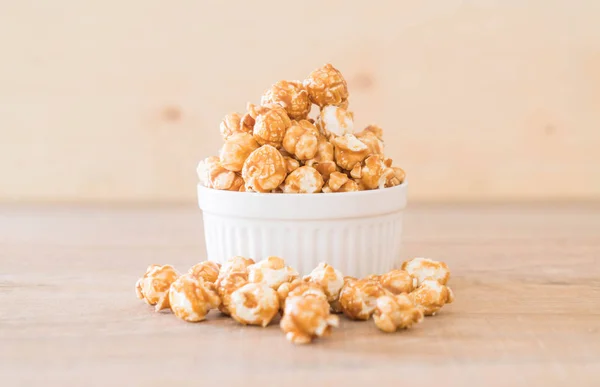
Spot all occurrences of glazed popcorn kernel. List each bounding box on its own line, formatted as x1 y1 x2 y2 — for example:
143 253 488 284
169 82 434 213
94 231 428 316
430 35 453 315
339 278 387 320
303 262 345 306
357 124 384 141
219 132 260 172
377 269 417 295
401 257 451 286
242 144 288 192
359 155 396 190
319 105 355 138
409 279 454 316
373 294 424 332
197 156 242 191
356 129 384 156
253 104 292 147
280 295 339 345
261 80 311 120
218 256 256 280
331 134 369 171
310 160 338 182
166 274 221 322
247 256 299 290
387 167 406 188
215 271 249 316
282 120 319 160
229 283 280 327
277 279 328 311
188 261 221 284
135 264 179 311
303 63 349 108
283 166 324 194
220 112 253 140
283 155 300 174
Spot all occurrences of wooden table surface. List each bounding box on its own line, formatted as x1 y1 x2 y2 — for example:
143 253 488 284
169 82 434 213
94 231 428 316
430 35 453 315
1 204 599 386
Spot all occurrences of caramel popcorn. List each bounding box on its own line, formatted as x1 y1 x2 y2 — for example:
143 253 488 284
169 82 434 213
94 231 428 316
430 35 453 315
247 256 299 290
357 124 384 141
220 112 253 140
331 134 369 171
229 283 280 327
215 271 249 316
242 145 288 192
282 120 319 160
277 279 328 311
197 156 241 191
401 257 451 286
376 269 416 295
339 278 387 320
166 274 221 322
283 155 300 173
218 256 255 280
283 166 324 194
358 155 395 190
303 63 349 108
356 129 384 156
303 263 345 308
261 80 311 120
280 295 339 344
219 132 259 172
387 167 406 187
188 261 221 283
373 294 424 332
319 105 354 137
253 104 292 147
135 264 179 311
409 279 454 316
309 160 337 182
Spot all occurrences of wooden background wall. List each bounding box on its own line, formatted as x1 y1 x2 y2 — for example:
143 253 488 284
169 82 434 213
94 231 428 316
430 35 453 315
1 1 599 203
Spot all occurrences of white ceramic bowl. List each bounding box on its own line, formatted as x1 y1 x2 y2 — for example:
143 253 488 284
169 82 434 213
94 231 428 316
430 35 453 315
197 182 407 277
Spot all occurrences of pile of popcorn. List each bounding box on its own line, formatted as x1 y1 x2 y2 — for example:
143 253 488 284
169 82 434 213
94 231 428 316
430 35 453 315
136 257 454 345
197 64 406 193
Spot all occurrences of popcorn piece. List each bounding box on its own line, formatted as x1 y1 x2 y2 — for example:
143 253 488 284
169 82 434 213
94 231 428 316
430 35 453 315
401 257 451 286
247 256 299 290
277 279 328 311
308 160 337 182
338 278 387 320
359 155 395 190
242 145 288 192
167 274 221 322
280 295 339 344
409 279 454 316
197 156 241 191
253 104 292 147
283 166 324 194
356 130 384 156
220 112 253 140
229 283 280 327
357 124 384 141
331 134 369 171
326 172 349 192
319 105 354 137
283 156 300 173
261 80 311 120
304 64 349 108
188 261 221 283
135 264 179 311
387 167 406 187
218 256 255 280
282 120 319 160
219 132 259 172
377 269 417 295
373 294 424 332
215 271 249 316
303 263 345 308
196 156 219 188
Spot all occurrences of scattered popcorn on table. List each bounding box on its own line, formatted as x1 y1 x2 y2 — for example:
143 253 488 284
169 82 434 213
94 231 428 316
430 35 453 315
215 271 249 316
247 256 299 290
339 277 387 320
280 295 339 344
401 257 451 286
303 262 345 312
188 261 221 284
375 269 417 295
135 264 179 311
261 80 311 120
373 293 424 332
277 279 328 311
218 256 255 280
229 283 280 327
242 144 288 192
409 279 454 316
165 274 221 322
283 166 324 194
303 63 349 108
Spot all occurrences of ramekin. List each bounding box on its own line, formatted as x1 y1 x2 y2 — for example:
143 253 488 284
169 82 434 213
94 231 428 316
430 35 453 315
197 182 407 277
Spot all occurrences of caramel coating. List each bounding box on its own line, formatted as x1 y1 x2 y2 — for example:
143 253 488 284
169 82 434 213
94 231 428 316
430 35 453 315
280 295 339 344
375 269 417 295
253 105 292 147
331 134 369 171
356 130 384 156
373 294 424 332
282 120 319 160
303 64 349 108
261 80 311 120
409 279 454 316
357 124 384 141
277 279 328 311
247 256 299 290
359 155 395 190
338 278 387 320
219 132 259 172
218 256 255 280
135 264 179 311
220 112 253 140
215 271 249 316
229 283 280 327
310 160 338 182
303 262 345 306
167 274 221 322
319 105 354 137
387 167 406 187
401 257 451 286
283 166 324 194
242 145 288 192
188 261 221 284
197 156 241 191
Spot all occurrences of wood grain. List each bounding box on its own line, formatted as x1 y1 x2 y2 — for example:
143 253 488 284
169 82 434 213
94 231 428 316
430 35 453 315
1 1 600 202
1 204 599 386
